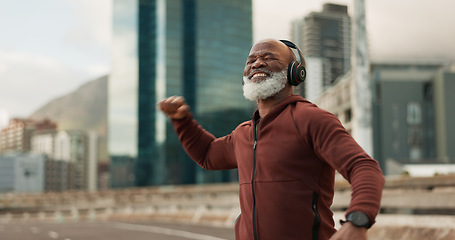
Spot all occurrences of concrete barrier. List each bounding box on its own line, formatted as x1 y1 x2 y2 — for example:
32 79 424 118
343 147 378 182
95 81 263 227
369 214 455 240
1 175 455 239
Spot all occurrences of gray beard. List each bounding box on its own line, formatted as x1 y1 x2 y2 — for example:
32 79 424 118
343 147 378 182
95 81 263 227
242 70 288 101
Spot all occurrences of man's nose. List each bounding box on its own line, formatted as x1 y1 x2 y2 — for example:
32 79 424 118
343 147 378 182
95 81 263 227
251 58 266 69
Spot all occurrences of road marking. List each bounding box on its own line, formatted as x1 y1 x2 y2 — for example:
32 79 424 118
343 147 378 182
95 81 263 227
49 231 59 239
30 227 40 234
111 222 229 240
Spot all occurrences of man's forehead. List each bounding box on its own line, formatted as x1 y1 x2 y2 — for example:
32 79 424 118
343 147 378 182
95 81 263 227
248 40 287 56
251 41 280 51
247 50 277 58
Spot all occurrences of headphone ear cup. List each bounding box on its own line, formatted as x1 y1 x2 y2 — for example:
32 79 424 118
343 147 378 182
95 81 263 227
296 64 306 84
279 40 306 86
287 61 306 86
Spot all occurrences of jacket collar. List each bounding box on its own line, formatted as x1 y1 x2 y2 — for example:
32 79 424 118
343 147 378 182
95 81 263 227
252 95 310 124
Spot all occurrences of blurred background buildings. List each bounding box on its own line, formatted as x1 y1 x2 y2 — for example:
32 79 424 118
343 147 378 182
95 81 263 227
290 2 454 175
0 119 98 192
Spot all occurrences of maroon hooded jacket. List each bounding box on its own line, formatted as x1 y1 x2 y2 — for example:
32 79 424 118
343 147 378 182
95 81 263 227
172 95 384 240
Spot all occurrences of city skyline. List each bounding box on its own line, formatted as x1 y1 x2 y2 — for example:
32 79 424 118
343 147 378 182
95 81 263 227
1 0 454 128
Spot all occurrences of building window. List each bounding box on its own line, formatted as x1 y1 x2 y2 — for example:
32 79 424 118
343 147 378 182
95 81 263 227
345 108 352 122
407 102 423 161
407 102 422 125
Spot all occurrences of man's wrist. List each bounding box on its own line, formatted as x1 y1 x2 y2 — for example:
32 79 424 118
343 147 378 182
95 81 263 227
340 211 372 229
170 112 192 121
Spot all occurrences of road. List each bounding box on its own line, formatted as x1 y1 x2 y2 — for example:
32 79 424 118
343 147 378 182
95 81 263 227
0 221 235 240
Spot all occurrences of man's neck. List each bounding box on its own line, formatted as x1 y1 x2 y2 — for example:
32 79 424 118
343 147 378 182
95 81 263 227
257 92 291 118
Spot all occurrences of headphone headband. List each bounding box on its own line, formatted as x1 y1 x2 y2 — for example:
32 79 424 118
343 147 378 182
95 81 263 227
279 39 306 86
279 39 304 64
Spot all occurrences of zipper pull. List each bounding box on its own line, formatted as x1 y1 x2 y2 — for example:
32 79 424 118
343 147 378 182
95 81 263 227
253 140 257 150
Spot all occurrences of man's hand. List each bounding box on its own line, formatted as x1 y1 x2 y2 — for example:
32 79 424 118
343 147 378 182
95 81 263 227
329 222 367 240
158 96 191 120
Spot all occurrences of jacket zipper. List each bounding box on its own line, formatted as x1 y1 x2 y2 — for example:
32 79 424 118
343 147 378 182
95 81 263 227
312 193 321 240
252 119 259 240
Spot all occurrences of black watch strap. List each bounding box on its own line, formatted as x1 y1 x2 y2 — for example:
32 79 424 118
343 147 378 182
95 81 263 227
340 211 372 229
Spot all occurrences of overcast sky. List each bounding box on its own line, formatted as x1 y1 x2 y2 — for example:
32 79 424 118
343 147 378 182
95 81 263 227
0 0 454 128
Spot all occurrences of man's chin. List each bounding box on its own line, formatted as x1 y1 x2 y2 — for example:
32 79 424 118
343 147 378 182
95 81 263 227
243 85 278 101
242 70 287 101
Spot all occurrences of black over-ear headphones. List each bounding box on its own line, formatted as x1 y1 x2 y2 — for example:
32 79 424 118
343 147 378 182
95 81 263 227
279 39 306 86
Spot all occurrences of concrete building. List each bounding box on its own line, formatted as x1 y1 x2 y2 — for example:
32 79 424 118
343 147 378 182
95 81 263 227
0 118 56 153
31 130 98 191
110 0 253 187
314 72 353 133
87 131 98 192
110 155 135 188
31 129 57 157
433 69 455 165
44 159 69 192
372 62 454 170
296 57 327 102
0 152 46 193
315 61 454 174
291 3 351 99
54 130 97 191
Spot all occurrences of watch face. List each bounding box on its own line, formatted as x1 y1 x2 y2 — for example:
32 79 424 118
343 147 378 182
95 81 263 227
349 212 370 227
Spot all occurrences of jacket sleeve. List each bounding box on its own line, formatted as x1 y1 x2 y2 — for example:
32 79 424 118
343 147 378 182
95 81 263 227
171 114 237 170
306 107 385 225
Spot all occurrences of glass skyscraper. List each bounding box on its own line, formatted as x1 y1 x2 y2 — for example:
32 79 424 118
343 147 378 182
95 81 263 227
109 0 253 187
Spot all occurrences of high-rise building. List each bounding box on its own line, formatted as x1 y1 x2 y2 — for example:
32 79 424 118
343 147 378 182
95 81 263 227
291 3 351 99
110 0 253 187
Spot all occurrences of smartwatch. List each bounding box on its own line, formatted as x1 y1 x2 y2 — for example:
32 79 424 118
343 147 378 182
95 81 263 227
340 211 372 229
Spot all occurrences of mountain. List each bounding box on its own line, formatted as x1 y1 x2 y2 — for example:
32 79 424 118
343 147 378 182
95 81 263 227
30 75 108 161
